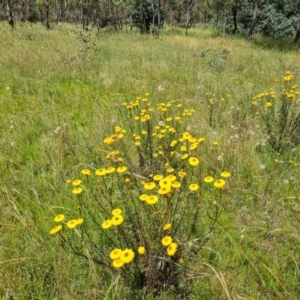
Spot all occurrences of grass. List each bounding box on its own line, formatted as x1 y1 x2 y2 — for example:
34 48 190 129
0 22 300 299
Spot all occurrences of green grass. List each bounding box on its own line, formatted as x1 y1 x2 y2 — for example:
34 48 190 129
0 22 300 299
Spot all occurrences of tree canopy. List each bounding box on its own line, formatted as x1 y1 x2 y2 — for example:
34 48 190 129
1 0 300 42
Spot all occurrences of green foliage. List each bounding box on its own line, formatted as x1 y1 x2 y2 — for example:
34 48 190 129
131 0 164 33
257 3 294 39
252 71 300 153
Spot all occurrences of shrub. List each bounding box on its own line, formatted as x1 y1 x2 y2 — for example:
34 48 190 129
252 71 300 153
49 94 231 296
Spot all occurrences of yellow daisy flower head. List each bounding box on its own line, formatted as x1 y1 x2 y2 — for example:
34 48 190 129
112 208 122 216
138 246 146 255
214 179 226 189
153 174 164 181
139 194 149 202
204 176 214 183
161 236 173 247
76 218 84 226
167 242 178 256
166 175 177 182
265 102 272 108
112 258 124 268
159 178 172 188
163 223 172 231
101 219 112 229
188 157 200 167
189 183 199 191
54 214 65 223
106 166 116 174
95 168 107 176
143 182 156 190
110 248 122 260
121 249 135 264
111 215 124 226
178 170 187 178
81 169 91 176
220 171 231 178
166 167 175 173
67 219 77 229
116 166 128 173
158 186 172 195
66 179 72 184
146 195 159 205
72 187 83 195
72 179 82 186
50 224 62 235
171 181 181 189
170 140 178 147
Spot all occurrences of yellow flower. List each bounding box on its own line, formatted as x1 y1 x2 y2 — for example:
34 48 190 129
188 157 200 166
101 219 112 229
121 249 135 264
81 169 91 176
214 179 226 189
158 186 172 195
76 218 84 226
111 215 124 226
72 179 82 186
95 168 107 176
159 178 172 188
106 167 116 174
189 183 199 191
170 140 178 147
166 167 174 173
161 236 173 246
180 145 187 152
166 175 177 182
153 174 163 181
181 153 189 160
146 195 159 205
204 176 214 183
265 102 272 108
112 208 122 216
163 223 172 231
138 246 146 255
116 166 127 173
167 242 178 256
178 170 187 178
143 182 156 190
112 258 124 268
67 219 77 229
172 181 181 189
50 224 62 235
220 171 231 178
66 179 72 184
72 187 83 195
54 214 65 223
110 248 122 260
139 194 149 202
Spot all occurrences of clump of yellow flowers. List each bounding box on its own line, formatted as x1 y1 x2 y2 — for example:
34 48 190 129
49 93 231 294
252 71 300 152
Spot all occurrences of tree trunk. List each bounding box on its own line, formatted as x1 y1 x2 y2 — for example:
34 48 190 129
247 0 259 40
293 28 300 43
44 0 50 29
6 0 14 27
232 3 238 34
82 0 89 30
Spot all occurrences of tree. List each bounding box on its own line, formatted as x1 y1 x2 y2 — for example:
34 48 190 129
6 0 14 26
132 0 164 33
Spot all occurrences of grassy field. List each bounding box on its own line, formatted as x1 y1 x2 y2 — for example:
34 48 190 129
0 22 300 299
